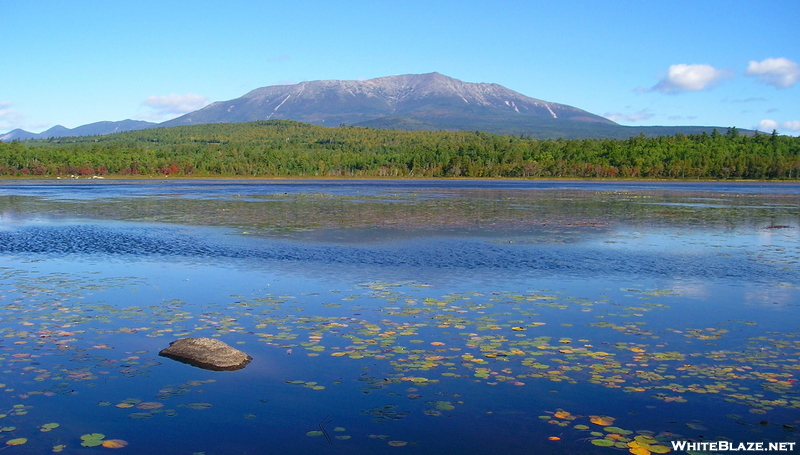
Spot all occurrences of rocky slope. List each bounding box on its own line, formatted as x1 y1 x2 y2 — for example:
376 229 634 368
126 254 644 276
161 72 614 128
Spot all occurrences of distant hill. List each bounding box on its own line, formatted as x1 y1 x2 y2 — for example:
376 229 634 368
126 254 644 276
2 73 754 141
0 120 156 142
0 129 41 141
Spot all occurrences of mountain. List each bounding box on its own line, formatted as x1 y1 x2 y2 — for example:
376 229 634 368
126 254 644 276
3 73 751 141
69 120 157 136
161 72 615 132
1 120 156 142
0 129 41 141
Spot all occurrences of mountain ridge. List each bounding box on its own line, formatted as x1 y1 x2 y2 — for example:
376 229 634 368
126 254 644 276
2 73 753 141
1 120 156 141
161 72 614 128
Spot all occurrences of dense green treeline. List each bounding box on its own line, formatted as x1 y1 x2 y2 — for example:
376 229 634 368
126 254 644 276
1 120 799 179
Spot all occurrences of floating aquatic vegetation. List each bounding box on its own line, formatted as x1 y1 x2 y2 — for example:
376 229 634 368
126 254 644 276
426 401 455 412
137 402 164 410
285 379 327 390
589 415 615 426
590 438 615 447
80 433 106 447
0 183 798 454
102 439 129 449
40 422 60 432
547 410 673 453
183 403 213 410
155 379 216 399
361 405 411 423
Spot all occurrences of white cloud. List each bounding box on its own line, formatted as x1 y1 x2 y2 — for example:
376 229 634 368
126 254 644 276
757 119 779 131
652 64 733 93
0 101 24 131
745 57 800 89
138 93 210 121
603 110 654 122
781 120 800 131
756 119 800 133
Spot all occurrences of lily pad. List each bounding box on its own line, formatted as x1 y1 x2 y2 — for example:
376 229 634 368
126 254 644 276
102 439 129 449
80 433 106 447
184 402 213 410
589 415 615 426
137 402 164 410
603 426 632 435
590 438 615 447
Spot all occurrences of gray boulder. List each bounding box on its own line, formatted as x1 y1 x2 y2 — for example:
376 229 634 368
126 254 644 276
159 337 252 371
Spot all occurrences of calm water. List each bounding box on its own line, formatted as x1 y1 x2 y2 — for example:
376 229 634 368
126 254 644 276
0 179 798 454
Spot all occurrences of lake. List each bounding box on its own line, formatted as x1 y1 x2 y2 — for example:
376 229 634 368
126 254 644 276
0 179 798 454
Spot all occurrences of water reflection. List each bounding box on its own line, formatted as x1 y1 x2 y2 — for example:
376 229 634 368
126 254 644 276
0 179 798 454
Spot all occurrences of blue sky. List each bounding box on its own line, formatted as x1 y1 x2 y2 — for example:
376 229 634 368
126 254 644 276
2 0 799 135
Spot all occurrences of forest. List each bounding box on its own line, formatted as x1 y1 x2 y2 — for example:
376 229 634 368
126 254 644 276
1 120 798 179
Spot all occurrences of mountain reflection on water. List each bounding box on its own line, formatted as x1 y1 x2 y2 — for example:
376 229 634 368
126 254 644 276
0 179 798 454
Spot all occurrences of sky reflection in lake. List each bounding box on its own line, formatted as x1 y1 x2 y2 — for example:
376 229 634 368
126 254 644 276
0 179 798 454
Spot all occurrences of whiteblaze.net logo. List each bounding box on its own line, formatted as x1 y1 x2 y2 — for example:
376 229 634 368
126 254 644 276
671 441 797 452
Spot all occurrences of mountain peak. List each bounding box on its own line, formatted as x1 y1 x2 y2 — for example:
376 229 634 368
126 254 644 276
0 120 157 141
162 73 615 128
3 73 626 142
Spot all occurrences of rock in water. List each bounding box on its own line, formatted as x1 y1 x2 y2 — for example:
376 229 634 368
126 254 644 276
159 337 252 371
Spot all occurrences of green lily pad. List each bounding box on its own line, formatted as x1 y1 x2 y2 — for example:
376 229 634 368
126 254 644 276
433 401 455 411
590 438 615 447
80 433 106 447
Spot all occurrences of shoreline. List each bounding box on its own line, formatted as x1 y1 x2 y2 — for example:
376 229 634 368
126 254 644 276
1 175 799 183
